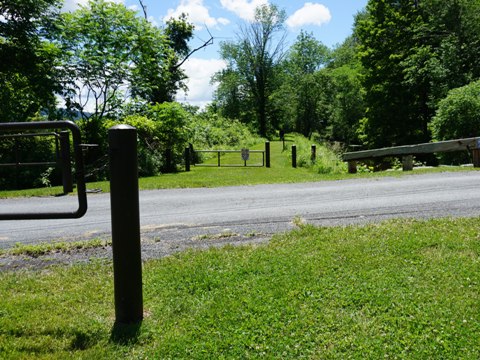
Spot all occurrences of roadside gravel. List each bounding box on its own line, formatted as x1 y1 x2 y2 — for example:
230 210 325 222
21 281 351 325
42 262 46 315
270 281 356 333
0 233 272 272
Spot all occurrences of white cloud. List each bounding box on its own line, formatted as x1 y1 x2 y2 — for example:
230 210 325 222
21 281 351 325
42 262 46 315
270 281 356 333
176 58 227 108
286 3 331 28
61 0 124 13
220 0 268 21
164 0 230 30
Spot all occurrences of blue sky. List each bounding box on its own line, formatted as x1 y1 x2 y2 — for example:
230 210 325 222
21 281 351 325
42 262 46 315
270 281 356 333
63 0 368 107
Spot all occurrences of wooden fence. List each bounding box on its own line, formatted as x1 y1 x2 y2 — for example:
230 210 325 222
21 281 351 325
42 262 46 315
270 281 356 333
343 137 480 173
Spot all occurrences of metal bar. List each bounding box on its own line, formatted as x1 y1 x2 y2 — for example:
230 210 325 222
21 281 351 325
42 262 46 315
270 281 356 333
292 145 297 168
0 132 59 139
0 121 87 220
0 162 57 167
60 131 73 193
185 146 190 172
194 164 265 167
194 150 264 153
265 141 270 168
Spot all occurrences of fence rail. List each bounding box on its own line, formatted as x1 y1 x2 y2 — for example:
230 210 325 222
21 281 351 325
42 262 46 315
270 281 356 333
193 149 265 167
185 142 271 170
343 137 480 173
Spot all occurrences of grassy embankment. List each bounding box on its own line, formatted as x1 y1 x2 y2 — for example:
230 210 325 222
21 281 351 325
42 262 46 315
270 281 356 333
0 134 477 198
1 217 479 358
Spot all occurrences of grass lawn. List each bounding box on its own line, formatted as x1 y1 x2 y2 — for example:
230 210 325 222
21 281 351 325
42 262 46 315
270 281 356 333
1 217 479 358
0 139 478 198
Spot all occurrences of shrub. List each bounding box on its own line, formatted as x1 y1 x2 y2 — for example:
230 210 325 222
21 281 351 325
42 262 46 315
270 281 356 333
430 80 480 164
105 102 190 175
287 133 346 174
430 80 480 140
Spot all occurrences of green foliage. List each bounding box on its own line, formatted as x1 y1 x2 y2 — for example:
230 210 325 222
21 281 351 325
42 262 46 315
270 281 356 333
1 218 480 358
56 0 192 121
190 112 262 150
430 80 480 140
105 102 190 175
0 134 60 190
325 64 365 145
287 133 347 174
356 0 480 148
429 80 480 164
213 3 287 137
279 31 331 137
0 0 62 122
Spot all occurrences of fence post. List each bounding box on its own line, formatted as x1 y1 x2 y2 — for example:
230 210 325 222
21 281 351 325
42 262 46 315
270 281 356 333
108 124 143 325
311 145 316 162
265 141 270 168
402 155 413 171
185 146 190 172
292 145 297 168
348 161 357 174
59 131 73 194
473 139 480 167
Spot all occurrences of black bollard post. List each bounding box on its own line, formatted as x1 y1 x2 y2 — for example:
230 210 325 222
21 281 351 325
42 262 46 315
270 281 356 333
60 131 73 194
292 145 297 168
109 125 143 324
185 146 190 172
311 144 316 162
265 141 270 168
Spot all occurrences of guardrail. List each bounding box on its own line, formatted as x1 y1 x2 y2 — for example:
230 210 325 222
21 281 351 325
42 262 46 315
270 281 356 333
343 137 480 173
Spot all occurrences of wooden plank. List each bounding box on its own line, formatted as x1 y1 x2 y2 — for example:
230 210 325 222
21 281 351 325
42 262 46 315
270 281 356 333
343 137 479 161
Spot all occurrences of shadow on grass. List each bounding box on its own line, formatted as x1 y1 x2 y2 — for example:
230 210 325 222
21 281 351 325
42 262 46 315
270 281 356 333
110 321 143 345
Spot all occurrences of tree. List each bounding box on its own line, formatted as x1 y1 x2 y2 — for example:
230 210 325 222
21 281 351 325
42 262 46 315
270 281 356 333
281 31 330 137
324 36 365 145
355 0 422 148
56 0 194 121
355 0 480 148
214 4 287 137
0 0 62 122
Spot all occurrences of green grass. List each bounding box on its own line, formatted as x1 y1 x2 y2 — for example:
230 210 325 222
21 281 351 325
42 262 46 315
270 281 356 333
1 217 479 358
0 238 111 257
1 139 478 198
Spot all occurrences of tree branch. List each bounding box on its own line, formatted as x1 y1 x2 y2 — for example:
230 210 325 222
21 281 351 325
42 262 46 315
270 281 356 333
138 0 147 20
173 27 214 70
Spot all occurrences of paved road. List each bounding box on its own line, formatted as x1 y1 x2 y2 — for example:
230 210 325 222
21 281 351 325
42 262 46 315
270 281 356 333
1 171 480 249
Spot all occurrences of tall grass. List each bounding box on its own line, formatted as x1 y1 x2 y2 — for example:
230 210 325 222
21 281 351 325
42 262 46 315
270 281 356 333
286 133 347 174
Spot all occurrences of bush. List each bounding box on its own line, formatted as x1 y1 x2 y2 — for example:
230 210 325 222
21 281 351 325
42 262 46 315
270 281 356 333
287 133 346 174
430 80 480 140
430 80 480 164
106 102 190 175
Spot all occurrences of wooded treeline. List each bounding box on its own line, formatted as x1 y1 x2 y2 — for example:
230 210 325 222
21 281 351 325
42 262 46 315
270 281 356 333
2 0 480 189
213 0 480 151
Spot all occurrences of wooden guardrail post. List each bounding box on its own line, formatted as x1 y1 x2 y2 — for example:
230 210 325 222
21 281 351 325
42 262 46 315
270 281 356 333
402 155 413 171
473 139 480 167
311 145 316 162
348 161 357 174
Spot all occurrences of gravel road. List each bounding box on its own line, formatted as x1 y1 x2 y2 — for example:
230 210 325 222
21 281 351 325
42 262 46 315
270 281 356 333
2 171 480 270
